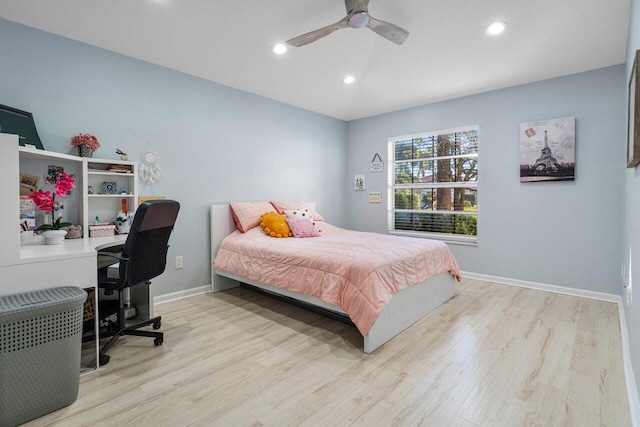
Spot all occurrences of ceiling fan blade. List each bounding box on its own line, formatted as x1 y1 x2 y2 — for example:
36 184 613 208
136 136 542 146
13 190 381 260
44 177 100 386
287 17 350 47
344 0 368 13
355 0 370 12
366 16 409 45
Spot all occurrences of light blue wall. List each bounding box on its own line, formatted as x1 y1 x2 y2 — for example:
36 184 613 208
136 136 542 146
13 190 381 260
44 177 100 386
346 66 625 294
0 18 347 296
623 0 640 407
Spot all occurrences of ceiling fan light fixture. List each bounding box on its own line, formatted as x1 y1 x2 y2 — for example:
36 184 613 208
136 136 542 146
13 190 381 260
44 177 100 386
272 43 288 55
343 75 356 84
485 21 508 36
349 12 370 28
286 0 409 47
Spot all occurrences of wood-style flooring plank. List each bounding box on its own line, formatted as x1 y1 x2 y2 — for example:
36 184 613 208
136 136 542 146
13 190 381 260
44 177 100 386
24 279 631 427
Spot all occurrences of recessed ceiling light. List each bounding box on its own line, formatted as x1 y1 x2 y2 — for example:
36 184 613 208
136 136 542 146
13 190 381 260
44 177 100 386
273 43 287 55
485 21 508 36
343 75 356 84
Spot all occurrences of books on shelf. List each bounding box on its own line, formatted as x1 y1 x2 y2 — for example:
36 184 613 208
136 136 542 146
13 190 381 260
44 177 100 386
107 165 132 173
87 164 133 173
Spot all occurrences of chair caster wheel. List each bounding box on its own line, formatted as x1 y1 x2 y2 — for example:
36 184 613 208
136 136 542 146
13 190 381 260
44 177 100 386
99 354 110 366
154 337 163 346
153 320 161 330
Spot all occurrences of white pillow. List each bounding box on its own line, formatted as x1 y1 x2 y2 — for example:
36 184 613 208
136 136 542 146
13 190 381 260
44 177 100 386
271 201 325 221
284 208 314 221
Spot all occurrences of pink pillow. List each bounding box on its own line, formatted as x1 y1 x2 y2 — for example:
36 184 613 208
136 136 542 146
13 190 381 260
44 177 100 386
286 218 321 238
230 201 275 233
271 201 325 221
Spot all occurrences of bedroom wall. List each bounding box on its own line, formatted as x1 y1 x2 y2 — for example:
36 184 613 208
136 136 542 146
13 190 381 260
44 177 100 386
0 18 347 297
345 65 625 295
623 0 640 410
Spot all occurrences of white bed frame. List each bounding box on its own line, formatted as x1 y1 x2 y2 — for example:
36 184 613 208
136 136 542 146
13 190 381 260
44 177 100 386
210 204 456 353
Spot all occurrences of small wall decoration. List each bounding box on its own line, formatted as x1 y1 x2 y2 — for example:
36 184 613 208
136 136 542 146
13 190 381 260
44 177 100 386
628 50 640 168
354 174 365 191
369 192 381 203
520 116 575 182
140 143 161 184
370 153 384 172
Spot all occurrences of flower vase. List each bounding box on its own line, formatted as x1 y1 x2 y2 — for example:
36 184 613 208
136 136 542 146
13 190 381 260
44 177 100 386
79 145 94 158
41 229 67 245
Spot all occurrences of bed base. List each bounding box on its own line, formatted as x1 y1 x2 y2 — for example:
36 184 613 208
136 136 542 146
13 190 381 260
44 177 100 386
216 269 454 353
210 204 456 353
239 283 356 327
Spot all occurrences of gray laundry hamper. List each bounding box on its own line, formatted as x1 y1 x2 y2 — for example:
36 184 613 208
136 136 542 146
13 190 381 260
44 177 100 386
0 286 87 427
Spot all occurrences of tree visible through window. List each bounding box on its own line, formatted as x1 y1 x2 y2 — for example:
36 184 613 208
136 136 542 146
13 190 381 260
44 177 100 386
388 126 478 242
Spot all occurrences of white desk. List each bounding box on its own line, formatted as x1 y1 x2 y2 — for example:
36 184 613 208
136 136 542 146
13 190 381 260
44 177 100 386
0 235 154 374
0 235 128 296
0 135 148 373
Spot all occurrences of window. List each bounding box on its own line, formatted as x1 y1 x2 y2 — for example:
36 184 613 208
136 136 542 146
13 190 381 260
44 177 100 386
388 126 478 244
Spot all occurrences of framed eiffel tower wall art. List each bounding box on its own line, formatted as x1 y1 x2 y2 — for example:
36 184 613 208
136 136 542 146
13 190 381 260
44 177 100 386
627 50 640 168
519 116 575 182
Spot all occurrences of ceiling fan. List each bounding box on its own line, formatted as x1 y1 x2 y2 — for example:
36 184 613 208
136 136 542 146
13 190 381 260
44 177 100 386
287 0 409 47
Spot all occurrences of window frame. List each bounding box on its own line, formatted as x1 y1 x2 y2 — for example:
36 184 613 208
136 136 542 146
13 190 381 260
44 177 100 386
387 125 479 245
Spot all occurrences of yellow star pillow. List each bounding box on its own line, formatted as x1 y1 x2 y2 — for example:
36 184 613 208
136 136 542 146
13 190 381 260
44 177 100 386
259 212 292 238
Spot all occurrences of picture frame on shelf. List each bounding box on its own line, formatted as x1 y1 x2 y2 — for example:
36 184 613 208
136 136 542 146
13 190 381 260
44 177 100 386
628 50 640 168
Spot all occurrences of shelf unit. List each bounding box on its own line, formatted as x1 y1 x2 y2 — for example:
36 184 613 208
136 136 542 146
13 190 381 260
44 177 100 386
83 158 138 231
17 147 138 236
18 147 84 229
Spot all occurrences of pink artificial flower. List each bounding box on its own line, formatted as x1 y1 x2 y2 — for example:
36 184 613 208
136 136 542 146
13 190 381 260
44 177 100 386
70 133 101 150
55 172 76 196
29 190 54 212
28 172 75 231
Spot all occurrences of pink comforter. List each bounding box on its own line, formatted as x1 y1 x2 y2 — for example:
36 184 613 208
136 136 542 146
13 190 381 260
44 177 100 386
214 223 460 336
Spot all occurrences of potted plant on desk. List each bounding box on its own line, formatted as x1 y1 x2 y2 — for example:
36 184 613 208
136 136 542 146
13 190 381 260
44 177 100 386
29 172 75 245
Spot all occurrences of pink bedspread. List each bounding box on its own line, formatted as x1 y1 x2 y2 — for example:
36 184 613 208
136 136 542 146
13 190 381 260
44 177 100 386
214 223 460 336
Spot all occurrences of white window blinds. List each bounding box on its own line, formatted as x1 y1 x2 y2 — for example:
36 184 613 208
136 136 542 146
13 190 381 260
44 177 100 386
388 126 478 243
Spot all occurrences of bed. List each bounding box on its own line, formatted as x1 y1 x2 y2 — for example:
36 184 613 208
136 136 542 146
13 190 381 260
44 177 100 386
210 203 459 353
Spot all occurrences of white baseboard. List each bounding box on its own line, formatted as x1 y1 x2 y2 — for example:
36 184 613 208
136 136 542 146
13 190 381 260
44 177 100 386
460 271 621 303
460 271 640 427
618 301 640 427
153 284 212 305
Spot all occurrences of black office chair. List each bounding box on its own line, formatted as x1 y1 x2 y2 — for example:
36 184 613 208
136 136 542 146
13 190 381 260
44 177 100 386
96 199 180 365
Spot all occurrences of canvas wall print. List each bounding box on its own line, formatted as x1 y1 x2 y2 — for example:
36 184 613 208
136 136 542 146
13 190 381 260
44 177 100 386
520 116 575 182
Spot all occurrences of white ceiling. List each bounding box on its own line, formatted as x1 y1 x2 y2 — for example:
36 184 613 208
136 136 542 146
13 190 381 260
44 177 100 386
0 0 631 121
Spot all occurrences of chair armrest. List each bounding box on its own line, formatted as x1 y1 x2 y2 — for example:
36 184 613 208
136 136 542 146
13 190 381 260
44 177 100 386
97 251 134 290
96 251 129 262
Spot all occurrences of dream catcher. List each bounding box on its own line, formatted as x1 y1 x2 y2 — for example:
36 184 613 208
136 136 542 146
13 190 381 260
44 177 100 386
139 144 161 184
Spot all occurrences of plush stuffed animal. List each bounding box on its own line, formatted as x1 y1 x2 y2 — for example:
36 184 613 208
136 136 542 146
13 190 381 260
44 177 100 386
260 212 292 238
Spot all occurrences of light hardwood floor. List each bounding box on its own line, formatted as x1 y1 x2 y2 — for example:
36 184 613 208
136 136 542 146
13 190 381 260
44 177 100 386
27 278 631 426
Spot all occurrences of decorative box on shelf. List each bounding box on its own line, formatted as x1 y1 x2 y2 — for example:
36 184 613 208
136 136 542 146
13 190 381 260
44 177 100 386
89 224 115 238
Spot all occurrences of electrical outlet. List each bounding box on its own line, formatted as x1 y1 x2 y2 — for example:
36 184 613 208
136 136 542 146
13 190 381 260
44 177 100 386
175 255 183 269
